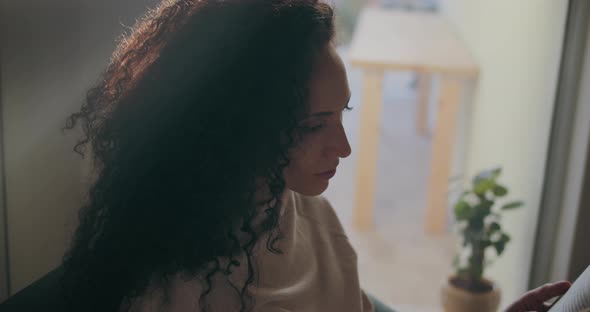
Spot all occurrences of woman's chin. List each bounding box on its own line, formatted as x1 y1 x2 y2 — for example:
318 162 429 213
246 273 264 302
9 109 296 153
289 181 329 197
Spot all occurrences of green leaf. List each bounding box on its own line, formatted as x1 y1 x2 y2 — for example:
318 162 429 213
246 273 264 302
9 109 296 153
502 201 524 210
489 167 502 179
492 234 510 256
454 200 472 220
473 167 502 183
481 198 494 208
500 233 511 243
493 185 508 197
488 222 501 234
474 179 496 195
472 167 503 194
493 240 506 255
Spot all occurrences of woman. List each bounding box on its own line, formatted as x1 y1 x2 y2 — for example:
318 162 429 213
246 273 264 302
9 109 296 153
59 0 569 311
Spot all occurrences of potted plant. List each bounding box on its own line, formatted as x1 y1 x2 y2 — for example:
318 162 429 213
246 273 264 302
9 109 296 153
442 167 524 312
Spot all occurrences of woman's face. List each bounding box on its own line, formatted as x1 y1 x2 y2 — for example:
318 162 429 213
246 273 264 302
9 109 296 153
283 44 352 196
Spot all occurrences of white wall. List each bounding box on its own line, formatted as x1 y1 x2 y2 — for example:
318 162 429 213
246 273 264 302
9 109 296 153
1 1 87 294
1 0 159 294
440 0 568 308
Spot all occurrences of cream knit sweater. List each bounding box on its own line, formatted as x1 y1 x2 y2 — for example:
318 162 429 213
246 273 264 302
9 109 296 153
128 189 374 312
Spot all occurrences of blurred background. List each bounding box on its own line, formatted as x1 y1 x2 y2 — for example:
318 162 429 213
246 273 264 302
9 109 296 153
1 0 589 311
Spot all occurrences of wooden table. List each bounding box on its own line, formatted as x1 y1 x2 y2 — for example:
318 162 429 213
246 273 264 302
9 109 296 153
349 7 479 235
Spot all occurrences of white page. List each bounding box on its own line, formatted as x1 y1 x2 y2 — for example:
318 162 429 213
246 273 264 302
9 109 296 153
550 265 590 312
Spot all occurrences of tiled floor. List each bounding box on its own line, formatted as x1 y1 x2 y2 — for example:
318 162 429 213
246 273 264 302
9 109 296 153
323 47 456 312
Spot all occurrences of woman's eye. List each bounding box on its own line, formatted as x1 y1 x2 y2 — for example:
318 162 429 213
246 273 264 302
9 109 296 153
308 124 325 132
302 124 325 133
344 105 354 111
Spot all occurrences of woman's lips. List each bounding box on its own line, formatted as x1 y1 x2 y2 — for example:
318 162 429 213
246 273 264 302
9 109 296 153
315 169 336 180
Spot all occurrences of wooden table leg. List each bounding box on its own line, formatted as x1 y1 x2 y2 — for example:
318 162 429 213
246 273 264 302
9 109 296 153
424 77 461 235
416 73 431 136
354 69 384 230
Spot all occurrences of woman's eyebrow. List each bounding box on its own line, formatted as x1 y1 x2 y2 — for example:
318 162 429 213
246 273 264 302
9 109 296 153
303 94 352 119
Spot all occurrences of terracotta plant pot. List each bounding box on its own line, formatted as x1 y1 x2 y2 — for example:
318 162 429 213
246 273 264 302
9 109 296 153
441 276 501 312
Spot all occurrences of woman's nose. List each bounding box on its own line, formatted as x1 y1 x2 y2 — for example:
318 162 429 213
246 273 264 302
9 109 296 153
330 123 352 158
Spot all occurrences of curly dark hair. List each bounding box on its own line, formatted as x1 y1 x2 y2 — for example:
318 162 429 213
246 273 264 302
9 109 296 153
58 0 335 311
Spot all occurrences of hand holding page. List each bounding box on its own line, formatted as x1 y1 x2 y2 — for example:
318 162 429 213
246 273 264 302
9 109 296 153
505 281 570 312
